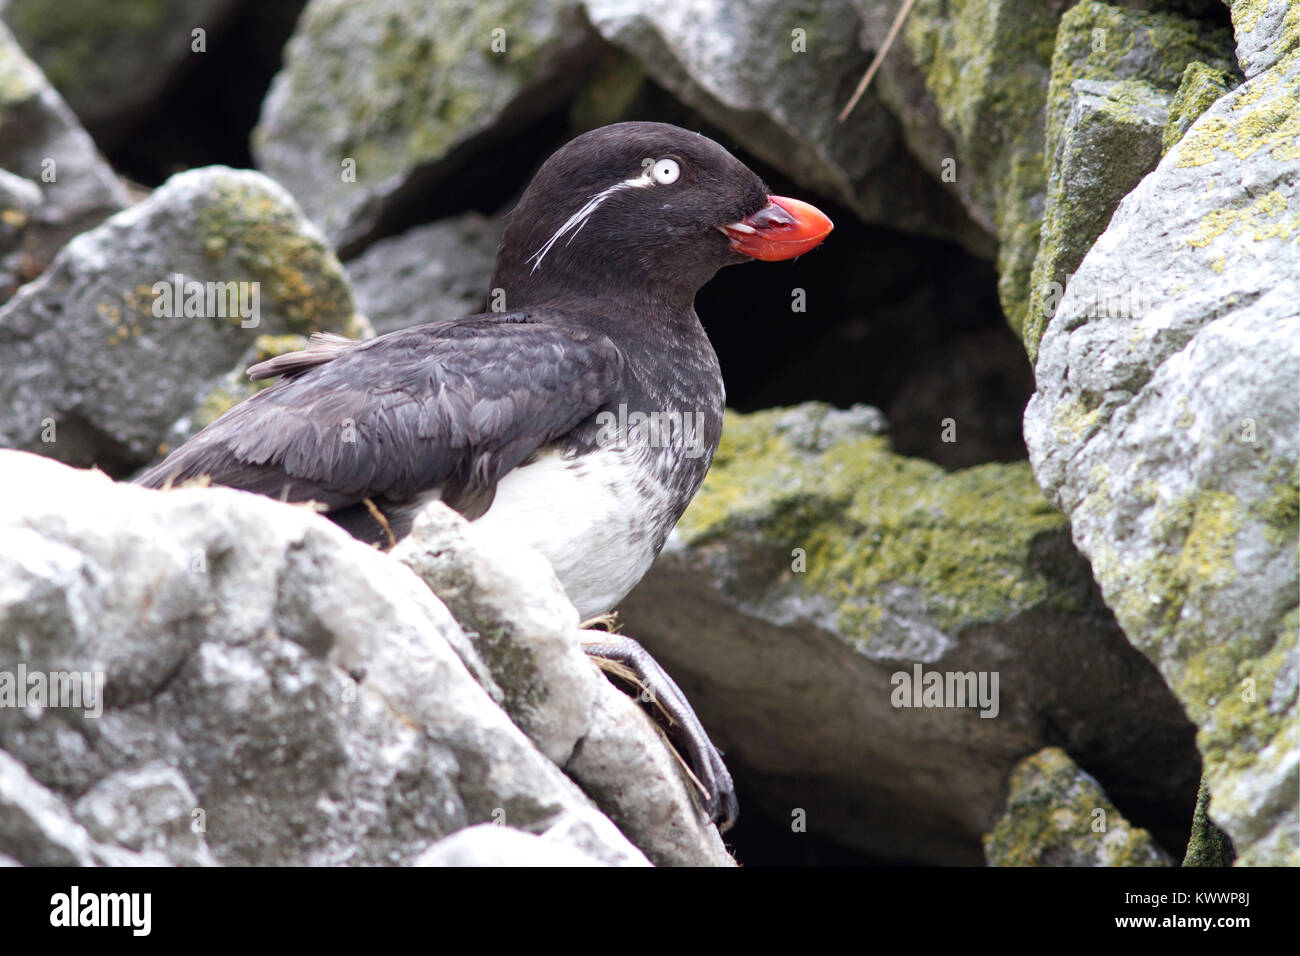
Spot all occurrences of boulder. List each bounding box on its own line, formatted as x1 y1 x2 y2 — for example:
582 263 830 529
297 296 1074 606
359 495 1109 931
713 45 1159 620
0 166 362 474
1024 25 1300 865
846 1 1234 344
0 21 129 296
0 450 734 866
983 747 1172 866
254 0 600 251
393 503 736 867
1226 0 1298 79
1023 78 1171 361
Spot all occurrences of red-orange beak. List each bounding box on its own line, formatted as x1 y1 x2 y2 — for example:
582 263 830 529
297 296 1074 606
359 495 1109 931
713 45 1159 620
720 195 833 261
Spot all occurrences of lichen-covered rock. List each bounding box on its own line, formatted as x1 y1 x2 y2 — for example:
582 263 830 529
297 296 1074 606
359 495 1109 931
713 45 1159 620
851 0 1065 263
984 747 1172 866
0 21 129 290
0 450 653 866
346 212 502 335
1021 1 1235 352
254 0 599 250
847 2 1234 344
619 403 1200 864
1041 4 1234 177
1023 78 1170 361
892 0 1067 337
1227 0 1299 79
1024 32 1300 866
0 166 362 473
393 503 736 867
583 0 989 251
0 0 242 137
1163 61 1236 155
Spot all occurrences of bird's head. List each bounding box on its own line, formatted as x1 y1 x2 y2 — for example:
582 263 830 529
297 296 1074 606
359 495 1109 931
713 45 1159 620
492 122 833 309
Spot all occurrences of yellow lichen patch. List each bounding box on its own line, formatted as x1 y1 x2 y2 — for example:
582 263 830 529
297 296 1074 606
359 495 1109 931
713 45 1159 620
1183 190 1293 247
1184 207 1237 247
1176 492 1242 580
1052 397 1102 445
1176 79 1300 168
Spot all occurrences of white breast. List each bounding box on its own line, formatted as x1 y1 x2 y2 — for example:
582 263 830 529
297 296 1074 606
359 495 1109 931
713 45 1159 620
468 446 673 619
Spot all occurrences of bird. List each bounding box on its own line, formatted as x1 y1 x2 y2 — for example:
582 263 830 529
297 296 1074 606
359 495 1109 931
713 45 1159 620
137 121 833 830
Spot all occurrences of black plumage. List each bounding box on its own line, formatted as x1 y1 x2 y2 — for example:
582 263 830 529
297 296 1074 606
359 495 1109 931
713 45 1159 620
136 122 834 829
142 313 624 529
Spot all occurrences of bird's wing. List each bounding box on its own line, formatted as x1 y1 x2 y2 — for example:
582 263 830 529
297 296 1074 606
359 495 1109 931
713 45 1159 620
136 312 625 514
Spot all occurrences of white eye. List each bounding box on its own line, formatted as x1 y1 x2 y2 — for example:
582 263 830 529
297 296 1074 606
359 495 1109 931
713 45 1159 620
652 158 681 185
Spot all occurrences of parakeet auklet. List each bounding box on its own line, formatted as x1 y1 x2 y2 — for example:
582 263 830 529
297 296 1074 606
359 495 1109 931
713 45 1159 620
137 122 833 829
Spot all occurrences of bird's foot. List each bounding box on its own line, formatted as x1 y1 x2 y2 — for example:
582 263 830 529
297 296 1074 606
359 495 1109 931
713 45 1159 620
580 631 737 831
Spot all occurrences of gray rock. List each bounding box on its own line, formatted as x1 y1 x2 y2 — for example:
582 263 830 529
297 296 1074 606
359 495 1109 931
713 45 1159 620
0 749 154 866
393 503 736 867
619 403 1200 864
1024 42 1300 866
346 213 502 335
583 0 990 252
0 21 129 283
0 0 243 137
1226 0 1297 79
414 819 645 866
254 0 600 250
0 168 41 255
984 747 1172 866
393 503 592 767
0 450 646 866
73 762 216 866
0 166 361 473
1024 78 1171 360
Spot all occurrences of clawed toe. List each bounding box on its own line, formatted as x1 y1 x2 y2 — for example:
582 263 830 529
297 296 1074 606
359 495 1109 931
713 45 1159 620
582 631 738 831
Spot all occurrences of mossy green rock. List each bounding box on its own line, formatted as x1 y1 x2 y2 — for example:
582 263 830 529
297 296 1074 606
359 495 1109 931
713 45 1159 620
984 747 1172 866
621 403 1201 863
0 167 359 472
1183 776 1235 866
675 405 1071 643
1020 1 1235 356
902 0 1067 338
880 1 1234 345
254 0 598 250
1163 61 1236 155
1023 78 1170 363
